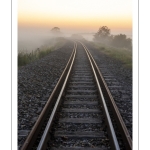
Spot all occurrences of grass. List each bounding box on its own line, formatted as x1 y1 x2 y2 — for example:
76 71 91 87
91 42 132 69
18 47 52 67
18 37 67 67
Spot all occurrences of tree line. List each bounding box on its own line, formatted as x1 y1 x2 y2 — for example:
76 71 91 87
93 26 132 49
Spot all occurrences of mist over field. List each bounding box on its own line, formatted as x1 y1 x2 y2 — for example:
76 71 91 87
18 27 132 53
18 28 55 53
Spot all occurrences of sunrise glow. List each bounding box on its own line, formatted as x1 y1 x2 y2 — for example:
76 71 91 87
18 0 132 33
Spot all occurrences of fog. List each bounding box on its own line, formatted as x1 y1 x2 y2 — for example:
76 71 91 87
18 27 132 53
18 26 95 53
18 28 56 53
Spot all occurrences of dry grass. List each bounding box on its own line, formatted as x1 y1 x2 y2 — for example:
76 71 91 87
91 42 132 69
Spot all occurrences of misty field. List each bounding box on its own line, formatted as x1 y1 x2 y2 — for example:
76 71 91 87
92 42 132 69
18 37 66 67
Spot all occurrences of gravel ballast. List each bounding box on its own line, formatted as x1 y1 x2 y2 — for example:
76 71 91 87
18 41 74 149
84 42 132 138
18 40 132 149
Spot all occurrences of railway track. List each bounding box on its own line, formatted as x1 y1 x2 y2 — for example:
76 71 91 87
21 41 132 150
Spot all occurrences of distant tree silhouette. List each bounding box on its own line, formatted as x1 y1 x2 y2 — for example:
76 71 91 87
51 27 62 38
93 26 132 49
51 27 60 33
93 26 110 41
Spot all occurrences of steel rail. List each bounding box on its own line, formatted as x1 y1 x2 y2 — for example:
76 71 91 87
37 42 77 149
80 42 132 150
21 42 77 150
80 42 120 150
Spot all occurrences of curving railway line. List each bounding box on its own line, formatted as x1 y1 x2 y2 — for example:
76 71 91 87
20 41 132 150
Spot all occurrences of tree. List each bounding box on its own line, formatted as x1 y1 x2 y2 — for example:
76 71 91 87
93 26 110 41
51 27 60 33
51 27 62 38
93 26 132 49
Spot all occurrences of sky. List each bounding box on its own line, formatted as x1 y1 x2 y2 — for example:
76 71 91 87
18 0 132 35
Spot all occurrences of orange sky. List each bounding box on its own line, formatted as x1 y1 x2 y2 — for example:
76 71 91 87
18 0 132 34
18 13 132 32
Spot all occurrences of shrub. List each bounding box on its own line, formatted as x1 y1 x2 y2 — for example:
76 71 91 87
112 34 132 49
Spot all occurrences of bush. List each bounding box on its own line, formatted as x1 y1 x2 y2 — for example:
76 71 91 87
111 34 132 49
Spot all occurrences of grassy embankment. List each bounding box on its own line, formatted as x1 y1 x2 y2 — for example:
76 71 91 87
91 42 132 69
18 38 66 67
